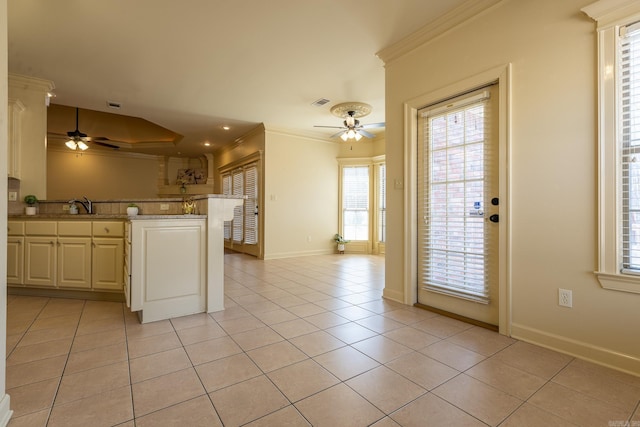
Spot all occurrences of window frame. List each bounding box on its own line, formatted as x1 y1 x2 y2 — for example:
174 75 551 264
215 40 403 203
583 0 640 294
337 156 386 254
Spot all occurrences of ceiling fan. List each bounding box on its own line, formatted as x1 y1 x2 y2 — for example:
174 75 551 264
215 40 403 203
54 107 120 150
314 102 385 141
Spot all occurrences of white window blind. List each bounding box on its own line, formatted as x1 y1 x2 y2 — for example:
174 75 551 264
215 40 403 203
378 163 386 243
222 174 232 240
232 169 244 243
418 90 492 302
621 21 640 272
343 166 369 241
244 164 258 245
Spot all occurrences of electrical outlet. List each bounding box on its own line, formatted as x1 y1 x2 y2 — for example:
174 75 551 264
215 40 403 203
559 288 572 308
307 235 312 242
62 204 70 211
160 203 170 211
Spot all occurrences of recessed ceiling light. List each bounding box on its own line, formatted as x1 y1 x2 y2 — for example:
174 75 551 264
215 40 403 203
204 142 211 146
222 126 230 131
107 101 121 109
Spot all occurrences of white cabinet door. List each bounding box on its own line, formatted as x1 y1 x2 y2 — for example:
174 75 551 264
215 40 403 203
92 238 124 291
57 237 92 289
130 219 206 322
24 236 57 287
7 237 24 285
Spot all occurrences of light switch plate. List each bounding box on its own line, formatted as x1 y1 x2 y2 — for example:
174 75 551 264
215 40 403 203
160 203 170 211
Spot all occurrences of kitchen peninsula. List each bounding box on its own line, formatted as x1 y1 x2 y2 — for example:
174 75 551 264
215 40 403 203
8 194 244 323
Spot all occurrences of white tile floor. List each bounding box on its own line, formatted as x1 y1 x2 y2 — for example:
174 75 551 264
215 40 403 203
6 253 640 426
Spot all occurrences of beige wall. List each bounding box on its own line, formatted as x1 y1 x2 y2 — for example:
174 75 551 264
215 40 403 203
383 0 640 374
263 130 341 259
337 135 385 158
47 147 160 199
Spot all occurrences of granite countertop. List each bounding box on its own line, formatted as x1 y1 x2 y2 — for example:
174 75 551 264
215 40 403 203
128 215 207 220
9 214 207 220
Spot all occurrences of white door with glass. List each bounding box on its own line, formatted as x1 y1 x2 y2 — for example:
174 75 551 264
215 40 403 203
417 85 499 325
223 162 260 257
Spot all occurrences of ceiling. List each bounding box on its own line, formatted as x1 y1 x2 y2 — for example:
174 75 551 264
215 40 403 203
8 0 469 157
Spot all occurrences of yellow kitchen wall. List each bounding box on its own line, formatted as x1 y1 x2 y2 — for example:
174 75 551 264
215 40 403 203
47 146 159 199
382 0 640 374
337 135 385 158
263 129 341 259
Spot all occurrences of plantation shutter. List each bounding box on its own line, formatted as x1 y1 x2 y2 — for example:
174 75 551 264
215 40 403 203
343 166 369 241
222 174 232 240
244 164 258 245
379 163 386 243
621 21 640 271
232 169 244 243
418 89 492 302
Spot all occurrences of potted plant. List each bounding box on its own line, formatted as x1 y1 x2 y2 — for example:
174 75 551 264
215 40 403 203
24 194 37 215
334 233 350 254
126 203 139 216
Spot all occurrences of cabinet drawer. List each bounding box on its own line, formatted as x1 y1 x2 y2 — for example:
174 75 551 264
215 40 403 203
58 221 92 236
8 221 24 236
25 221 57 236
93 221 124 237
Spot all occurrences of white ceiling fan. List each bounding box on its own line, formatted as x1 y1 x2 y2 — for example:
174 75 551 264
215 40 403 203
314 102 385 141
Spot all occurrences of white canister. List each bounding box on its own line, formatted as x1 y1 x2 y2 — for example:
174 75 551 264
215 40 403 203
127 206 139 216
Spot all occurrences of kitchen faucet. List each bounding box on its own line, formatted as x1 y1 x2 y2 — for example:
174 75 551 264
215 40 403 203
69 196 93 214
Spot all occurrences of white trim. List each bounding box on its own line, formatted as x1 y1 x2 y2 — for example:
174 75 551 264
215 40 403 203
583 0 640 294
0 394 12 427
582 0 640 29
403 64 512 335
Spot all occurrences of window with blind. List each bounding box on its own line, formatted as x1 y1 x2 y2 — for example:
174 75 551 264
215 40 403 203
621 21 640 272
378 163 386 243
584 0 640 293
418 90 492 302
342 166 370 241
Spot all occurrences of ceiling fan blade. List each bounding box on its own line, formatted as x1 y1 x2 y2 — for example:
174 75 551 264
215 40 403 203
358 129 376 139
361 122 385 129
314 125 346 129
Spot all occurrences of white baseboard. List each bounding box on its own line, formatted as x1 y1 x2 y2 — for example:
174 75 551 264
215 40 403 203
263 249 333 260
511 323 640 377
0 394 13 427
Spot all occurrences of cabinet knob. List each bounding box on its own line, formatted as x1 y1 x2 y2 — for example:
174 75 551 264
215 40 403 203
104 227 110 233
50 241 55 246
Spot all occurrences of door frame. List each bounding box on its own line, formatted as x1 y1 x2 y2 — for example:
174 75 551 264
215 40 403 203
403 64 512 335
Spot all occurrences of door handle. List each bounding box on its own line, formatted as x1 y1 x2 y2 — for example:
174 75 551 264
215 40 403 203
489 214 499 223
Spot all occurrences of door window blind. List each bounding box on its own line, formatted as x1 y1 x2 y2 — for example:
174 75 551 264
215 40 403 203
222 174 232 240
418 90 492 302
622 21 640 272
232 169 244 243
343 166 369 241
244 164 258 245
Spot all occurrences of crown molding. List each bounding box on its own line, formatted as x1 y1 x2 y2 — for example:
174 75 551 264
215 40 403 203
8 73 55 92
581 0 640 28
376 0 503 65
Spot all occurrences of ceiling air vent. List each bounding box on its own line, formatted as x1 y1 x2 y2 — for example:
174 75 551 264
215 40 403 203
311 98 330 107
106 101 122 110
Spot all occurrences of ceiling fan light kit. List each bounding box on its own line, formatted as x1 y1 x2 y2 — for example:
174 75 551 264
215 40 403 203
315 101 384 141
